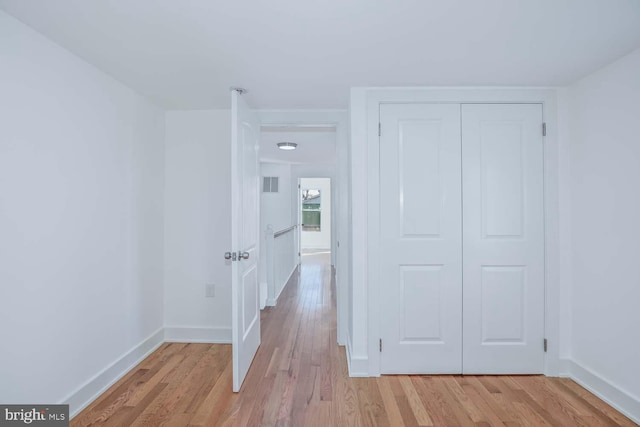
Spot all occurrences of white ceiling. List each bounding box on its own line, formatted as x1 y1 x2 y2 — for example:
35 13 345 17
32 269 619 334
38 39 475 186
260 129 336 164
2 0 640 109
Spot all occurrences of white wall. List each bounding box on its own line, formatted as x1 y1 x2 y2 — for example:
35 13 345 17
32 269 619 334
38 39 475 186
163 110 232 342
259 162 293 308
300 178 332 250
564 48 640 420
260 163 293 232
557 88 574 362
0 10 165 413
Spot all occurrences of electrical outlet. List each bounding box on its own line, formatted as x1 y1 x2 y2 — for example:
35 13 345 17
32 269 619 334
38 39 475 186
205 284 215 298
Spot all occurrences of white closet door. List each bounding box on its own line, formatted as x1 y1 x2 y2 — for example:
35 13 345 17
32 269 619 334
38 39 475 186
462 104 545 374
379 104 462 374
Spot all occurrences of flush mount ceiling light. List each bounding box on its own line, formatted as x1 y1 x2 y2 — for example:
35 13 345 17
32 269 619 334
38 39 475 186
277 142 297 151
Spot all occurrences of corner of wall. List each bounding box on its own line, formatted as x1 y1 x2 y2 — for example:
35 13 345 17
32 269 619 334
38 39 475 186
164 326 232 343
67 322 235 420
559 359 640 424
556 87 574 362
65 328 165 418
557 49 640 425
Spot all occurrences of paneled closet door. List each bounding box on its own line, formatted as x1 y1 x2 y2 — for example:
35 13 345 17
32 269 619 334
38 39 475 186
461 104 545 374
379 104 462 374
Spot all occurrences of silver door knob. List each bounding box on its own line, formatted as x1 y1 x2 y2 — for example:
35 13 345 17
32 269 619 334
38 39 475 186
239 251 250 260
224 252 236 261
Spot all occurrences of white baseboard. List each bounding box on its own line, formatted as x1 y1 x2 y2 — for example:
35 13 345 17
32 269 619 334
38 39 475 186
346 335 369 377
559 358 640 424
64 327 164 419
337 330 346 347
266 265 298 308
278 265 297 298
164 326 232 343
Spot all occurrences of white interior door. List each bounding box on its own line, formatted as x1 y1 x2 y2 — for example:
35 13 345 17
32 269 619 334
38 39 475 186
379 104 463 374
462 103 545 374
231 89 261 391
297 179 302 263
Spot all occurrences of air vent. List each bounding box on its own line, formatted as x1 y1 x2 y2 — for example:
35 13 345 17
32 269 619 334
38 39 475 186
263 176 279 193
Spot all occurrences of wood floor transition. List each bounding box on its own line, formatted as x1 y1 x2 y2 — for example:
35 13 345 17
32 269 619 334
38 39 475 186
71 252 635 426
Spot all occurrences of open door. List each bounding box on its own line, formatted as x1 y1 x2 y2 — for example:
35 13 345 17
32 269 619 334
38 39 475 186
297 178 302 265
229 88 261 391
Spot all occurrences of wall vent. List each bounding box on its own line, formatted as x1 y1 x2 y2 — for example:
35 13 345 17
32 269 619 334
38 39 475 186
263 176 279 193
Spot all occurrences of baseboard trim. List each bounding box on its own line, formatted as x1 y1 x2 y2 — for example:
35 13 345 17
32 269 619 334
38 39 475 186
164 326 232 343
559 358 640 424
346 335 369 377
64 327 164 419
266 298 277 307
266 265 298 308
277 265 298 301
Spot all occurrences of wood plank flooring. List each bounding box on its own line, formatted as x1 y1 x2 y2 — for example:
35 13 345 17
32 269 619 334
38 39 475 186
72 252 636 426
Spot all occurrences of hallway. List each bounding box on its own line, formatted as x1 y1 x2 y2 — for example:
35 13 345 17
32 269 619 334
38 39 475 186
72 253 635 426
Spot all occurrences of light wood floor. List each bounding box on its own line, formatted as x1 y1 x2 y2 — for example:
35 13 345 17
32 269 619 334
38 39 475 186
72 253 636 426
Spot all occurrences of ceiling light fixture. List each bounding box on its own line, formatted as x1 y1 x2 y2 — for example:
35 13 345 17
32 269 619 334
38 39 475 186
277 142 297 151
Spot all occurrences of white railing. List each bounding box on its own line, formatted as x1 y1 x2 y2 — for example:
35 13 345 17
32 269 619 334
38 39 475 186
265 224 298 306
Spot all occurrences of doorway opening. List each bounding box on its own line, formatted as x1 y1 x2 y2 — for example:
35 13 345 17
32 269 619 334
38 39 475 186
299 177 332 262
232 104 346 393
258 125 337 312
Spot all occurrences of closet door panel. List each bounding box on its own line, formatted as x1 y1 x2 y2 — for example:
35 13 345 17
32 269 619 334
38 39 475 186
462 103 545 374
379 103 462 374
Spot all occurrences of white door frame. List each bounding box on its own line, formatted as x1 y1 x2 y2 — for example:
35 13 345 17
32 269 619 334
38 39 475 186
350 87 561 377
257 110 349 347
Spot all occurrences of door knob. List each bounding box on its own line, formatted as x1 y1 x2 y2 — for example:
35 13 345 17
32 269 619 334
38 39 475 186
239 251 250 260
224 252 237 261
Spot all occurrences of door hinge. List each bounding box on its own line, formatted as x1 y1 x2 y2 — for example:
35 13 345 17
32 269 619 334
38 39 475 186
542 122 547 137
379 339 382 352
298 184 301 189
378 122 381 137
543 338 548 352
